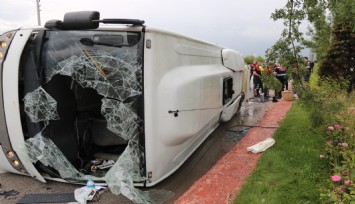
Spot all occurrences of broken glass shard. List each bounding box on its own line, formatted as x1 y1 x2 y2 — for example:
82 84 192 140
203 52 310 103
101 98 140 140
105 135 151 203
25 133 83 179
23 87 60 123
45 44 142 102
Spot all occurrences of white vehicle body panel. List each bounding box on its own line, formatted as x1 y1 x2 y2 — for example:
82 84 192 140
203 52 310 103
0 25 245 187
2 29 46 182
143 28 244 185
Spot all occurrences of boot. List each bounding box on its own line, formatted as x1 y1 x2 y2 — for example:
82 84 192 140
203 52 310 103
255 89 260 97
272 97 278 102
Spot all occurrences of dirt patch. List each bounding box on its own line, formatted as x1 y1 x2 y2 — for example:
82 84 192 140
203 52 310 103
174 100 293 204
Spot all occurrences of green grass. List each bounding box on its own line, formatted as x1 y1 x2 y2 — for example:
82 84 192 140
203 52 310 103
310 64 319 89
234 102 328 204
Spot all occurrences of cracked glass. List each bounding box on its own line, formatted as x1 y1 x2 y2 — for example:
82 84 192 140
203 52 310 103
101 98 139 140
104 135 152 203
23 87 60 123
22 30 148 203
25 132 84 179
43 32 142 102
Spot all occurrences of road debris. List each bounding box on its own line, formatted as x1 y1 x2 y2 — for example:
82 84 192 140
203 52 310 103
17 193 76 204
74 179 107 204
0 189 19 200
247 138 275 154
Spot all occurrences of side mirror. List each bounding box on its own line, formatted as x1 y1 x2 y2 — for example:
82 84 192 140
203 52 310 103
45 11 145 30
45 11 100 30
63 11 100 30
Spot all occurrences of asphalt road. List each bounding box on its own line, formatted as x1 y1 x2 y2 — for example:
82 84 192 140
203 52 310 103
0 98 274 204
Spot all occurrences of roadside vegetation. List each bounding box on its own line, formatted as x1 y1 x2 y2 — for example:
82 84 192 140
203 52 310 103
237 0 354 202
298 69 355 203
235 101 328 204
235 66 355 203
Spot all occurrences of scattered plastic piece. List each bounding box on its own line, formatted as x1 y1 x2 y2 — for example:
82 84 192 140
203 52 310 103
247 138 275 153
87 178 95 189
74 179 106 204
96 160 115 170
0 189 19 199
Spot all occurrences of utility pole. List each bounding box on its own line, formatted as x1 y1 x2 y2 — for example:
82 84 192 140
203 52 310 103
36 0 41 26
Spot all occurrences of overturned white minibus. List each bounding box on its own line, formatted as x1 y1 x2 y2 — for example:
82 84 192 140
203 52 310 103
0 11 245 190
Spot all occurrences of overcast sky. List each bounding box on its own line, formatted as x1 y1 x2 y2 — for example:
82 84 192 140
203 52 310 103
0 0 310 57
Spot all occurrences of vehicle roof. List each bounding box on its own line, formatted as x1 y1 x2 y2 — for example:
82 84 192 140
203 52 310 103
14 25 225 49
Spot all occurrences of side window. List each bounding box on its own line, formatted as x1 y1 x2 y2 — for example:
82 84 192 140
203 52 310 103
223 77 234 105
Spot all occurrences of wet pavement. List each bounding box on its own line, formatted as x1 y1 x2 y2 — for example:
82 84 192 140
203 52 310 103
0 98 275 204
175 99 293 204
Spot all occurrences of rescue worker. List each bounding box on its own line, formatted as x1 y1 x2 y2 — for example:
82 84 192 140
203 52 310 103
274 63 287 99
252 61 263 97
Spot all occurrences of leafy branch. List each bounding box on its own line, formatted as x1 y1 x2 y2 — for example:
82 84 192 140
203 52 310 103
266 0 306 93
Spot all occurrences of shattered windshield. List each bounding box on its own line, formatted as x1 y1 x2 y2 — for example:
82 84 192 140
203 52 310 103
43 31 143 102
19 30 151 203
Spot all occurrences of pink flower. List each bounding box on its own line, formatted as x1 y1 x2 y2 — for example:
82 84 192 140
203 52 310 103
320 154 325 159
331 175 342 182
335 124 341 129
328 126 335 131
344 180 351 185
341 143 349 147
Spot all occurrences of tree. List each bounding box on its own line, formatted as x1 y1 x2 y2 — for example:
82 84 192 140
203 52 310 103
244 55 264 64
256 56 265 63
268 0 355 93
302 0 331 60
244 55 255 64
266 0 306 94
316 0 355 91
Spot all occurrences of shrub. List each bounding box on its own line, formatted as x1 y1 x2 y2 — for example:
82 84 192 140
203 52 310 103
316 90 355 203
260 67 282 92
298 76 349 127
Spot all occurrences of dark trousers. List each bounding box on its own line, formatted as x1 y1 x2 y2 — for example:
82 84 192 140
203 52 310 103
253 77 263 96
277 76 288 91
